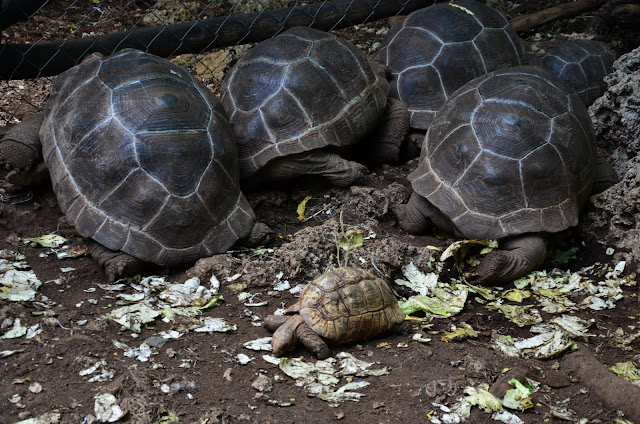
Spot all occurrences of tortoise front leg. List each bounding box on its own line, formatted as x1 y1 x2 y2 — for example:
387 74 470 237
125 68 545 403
473 234 547 286
269 314 331 359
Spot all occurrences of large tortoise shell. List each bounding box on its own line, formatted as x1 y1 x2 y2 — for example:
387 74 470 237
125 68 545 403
287 267 405 344
374 0 531 131
541 39 616 106
220 27 389 179
409 65 597 240
41 49 255 266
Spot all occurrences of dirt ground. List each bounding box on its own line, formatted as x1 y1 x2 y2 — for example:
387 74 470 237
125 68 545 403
2 1 640 424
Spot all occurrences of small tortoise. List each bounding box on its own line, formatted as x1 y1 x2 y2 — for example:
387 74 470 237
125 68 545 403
0 49 261 281
374 0 532 135
395 65 613 286
541 39 616 106
264 267 408 359
220 27 409 187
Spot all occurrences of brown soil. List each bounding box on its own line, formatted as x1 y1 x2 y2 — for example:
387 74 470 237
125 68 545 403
2 1 640 424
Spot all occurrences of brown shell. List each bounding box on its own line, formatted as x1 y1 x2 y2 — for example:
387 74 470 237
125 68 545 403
541 39 616 106
41 49 255 266
287 267 406 344
220 27 389 179
409 65 596 240
374 0 531 131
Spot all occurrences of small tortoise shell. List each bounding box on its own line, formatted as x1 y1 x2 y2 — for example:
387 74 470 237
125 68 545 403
287 267 406 344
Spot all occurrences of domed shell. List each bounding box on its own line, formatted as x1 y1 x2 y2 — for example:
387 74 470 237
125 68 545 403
409 65 597 240
41 49 255 266
541 39 616 106
374 0 531 131
288 267 406 344
220 27 389 179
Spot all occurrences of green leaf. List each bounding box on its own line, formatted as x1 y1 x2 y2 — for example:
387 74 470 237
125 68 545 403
339 229 363 252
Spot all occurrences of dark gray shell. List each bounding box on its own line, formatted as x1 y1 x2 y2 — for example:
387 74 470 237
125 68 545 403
287 267 405 343
374 0 531 131
541 39 616 106
220 27 389 179
409 65 597 240
41 49 255 266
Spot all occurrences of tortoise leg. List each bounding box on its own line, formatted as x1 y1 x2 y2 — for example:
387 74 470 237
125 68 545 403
87 240 148 282
259 150 367 187
394 192 434 234
473 234 547 286
0 112 46 186
391 320 411 335
592 154 618 194
367 98 410 165
269 314 331 359
295 321 331 359
270 314 304 357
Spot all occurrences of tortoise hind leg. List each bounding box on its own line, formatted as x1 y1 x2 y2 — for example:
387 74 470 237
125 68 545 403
258 150 367 187
473 234 547 286
0 112 48 186
87 240 148 282
367 98 410 165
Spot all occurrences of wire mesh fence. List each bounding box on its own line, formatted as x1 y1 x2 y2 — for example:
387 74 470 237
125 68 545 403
0 0 434 126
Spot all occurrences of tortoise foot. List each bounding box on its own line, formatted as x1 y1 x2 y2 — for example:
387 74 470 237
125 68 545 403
87 241 147 282
474 234 547 286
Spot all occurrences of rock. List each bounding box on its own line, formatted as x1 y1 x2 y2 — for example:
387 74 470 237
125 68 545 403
589 46 640 177
584 46 640 265
251 375 273 392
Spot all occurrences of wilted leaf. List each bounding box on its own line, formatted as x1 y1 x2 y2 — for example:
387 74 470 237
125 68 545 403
611 362 640 386
464 385 503 413
335 352 388 377
502 289 531 303
27 234 66 248
297 195 313 221
0 269 42 302
94 393 125 422
487 303 542 327
442 323 478 342
395 262 438 295
104 304 162 333
440 239 497 262
317 381 370 403
501 379 534 411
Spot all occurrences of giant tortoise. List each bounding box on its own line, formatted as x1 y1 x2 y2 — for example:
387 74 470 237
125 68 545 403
395 65 613 285
541 39 616 106
220 27 409 187
0 49 262 281
374 0 532 136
